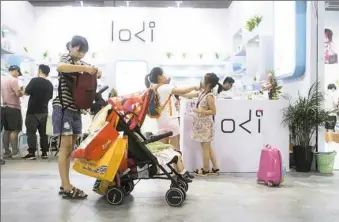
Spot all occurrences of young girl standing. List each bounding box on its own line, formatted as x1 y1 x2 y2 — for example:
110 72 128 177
186 73 222 176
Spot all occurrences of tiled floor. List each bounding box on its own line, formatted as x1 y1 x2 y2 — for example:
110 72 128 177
1 159 339 222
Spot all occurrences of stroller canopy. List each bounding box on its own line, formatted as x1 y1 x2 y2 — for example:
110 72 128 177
107 89 151 130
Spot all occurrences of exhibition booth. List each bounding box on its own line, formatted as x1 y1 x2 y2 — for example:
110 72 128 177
1 1 337 172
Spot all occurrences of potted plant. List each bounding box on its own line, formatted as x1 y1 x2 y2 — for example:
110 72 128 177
245 18 256 32
245 15 263 32
254 15 263 27
282 82 330 172
166 52 173 59
42 50 48 60
261 70 282 100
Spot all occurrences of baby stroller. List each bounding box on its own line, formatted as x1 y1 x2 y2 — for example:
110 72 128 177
74 89 191 207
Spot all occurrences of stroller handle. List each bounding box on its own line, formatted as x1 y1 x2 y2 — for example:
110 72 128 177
145 132 173 144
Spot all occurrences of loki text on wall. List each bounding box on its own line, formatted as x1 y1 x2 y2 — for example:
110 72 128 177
111 21 155 42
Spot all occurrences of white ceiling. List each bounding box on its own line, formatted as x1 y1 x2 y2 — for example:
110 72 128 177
28 0 233 8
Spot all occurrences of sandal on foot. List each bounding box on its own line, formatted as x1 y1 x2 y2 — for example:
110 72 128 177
62 187 88 199
194 168 210 176
59 186 64 195
210 168 220 175
59 185 74 195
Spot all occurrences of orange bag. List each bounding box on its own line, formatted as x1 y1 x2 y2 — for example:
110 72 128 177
72 112 119 160
119 136 128 171
73 137 127 181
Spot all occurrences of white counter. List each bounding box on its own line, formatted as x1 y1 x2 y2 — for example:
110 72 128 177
180 99 290 173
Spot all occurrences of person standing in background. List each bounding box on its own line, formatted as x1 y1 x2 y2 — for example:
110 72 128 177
144 67 199 154
222 77 235 92
325 84 338 131
184 73 222 176
22 64 53 160
1 65 25 158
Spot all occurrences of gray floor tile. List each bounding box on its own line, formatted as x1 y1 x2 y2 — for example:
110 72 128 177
1 160 339 222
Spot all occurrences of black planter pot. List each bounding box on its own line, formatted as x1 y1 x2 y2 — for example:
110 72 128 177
293 146 314 172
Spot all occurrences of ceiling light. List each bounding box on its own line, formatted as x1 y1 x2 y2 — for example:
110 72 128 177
125 1 131 7
175 1 182 8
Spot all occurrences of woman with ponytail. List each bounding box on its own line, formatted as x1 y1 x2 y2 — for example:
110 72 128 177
183 73 222 176
144 67 199 156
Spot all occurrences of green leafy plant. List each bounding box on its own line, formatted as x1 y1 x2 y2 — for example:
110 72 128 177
245 15 263 32
166 52 173 59
23 47 28 53
261 70 282 100
254 15 263 26
181 52 187 59
253 76 257 82
215 52 220 60
42 50 48 59
245 19 256 32
198 53 204 59
282 81 332 171
282 81 330 149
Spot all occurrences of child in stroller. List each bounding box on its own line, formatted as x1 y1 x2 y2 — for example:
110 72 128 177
81 90 194 207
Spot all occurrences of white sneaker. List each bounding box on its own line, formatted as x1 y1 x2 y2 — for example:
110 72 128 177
12 152 22 159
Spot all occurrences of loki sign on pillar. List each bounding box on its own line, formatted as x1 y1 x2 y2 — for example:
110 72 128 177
221 109 264 134
111 21 155 42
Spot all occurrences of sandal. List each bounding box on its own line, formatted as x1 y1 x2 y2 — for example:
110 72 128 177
59 185 74 195
62 187 88 199
210 168 220 175
194 168 210 176
58 186 64 195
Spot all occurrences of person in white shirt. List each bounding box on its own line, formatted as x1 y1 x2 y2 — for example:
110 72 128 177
325 84 338 131
144 67 199 153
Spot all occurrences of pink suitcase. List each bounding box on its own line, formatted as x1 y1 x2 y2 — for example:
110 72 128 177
257 145 285 187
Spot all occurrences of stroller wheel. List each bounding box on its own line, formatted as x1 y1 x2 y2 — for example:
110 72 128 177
165 188 185 207
122 181 134 195
179 187 186 200
267 182 274 187
171 179 188 192
106 187 124 205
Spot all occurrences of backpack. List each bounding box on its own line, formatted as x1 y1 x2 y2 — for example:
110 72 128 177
59 72 97 110
147 84 172 119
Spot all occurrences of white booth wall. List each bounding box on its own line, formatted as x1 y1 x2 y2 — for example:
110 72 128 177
32 7 230 89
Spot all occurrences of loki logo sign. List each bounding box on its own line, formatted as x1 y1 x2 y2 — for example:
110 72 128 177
111 21 155 42
221 109 264 134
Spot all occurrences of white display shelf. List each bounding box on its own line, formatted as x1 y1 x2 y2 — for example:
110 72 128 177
1 48 14 55
242 25 263 46
158 61 227 67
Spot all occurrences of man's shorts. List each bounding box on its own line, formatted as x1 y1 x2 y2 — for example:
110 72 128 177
1 106 22 132
52 106 82 136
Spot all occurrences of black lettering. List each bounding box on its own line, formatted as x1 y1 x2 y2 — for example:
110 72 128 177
256 109 263 133
134 21 145 42
239 110 251 134
221 119 235 133
258 119 261 133
149 21 155 42
119 29 131 41
111 21 114 41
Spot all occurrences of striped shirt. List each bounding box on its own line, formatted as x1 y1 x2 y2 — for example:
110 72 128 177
52 54 90 112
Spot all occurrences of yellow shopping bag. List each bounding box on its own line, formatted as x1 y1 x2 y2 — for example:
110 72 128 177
93 179 115 195
73 137 127 182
